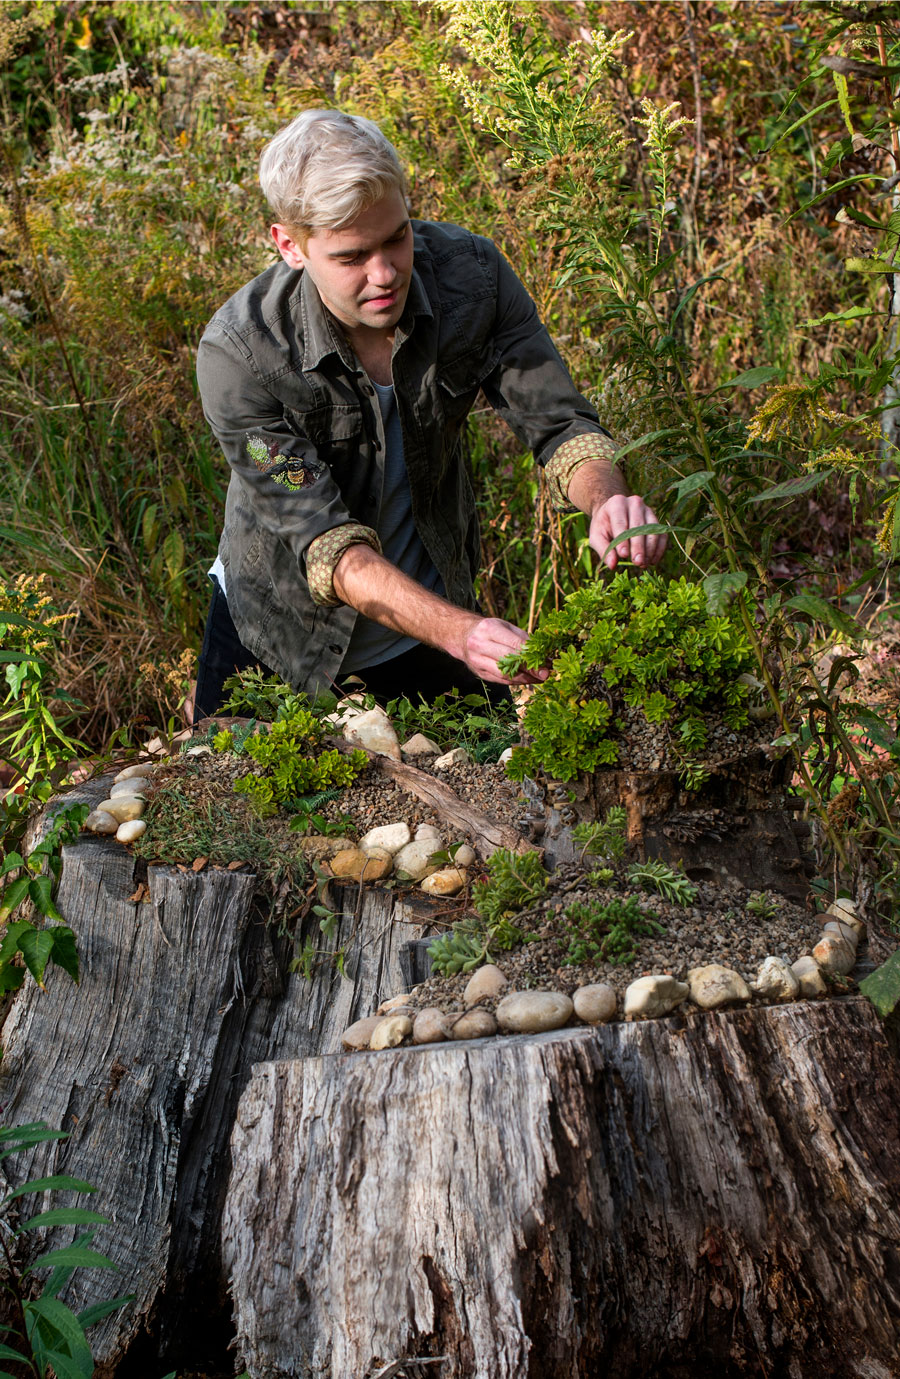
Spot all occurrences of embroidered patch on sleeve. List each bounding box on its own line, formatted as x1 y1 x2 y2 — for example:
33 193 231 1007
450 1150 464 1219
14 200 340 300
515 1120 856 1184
246 433 326 490
307 524 382 607
545 432 619 510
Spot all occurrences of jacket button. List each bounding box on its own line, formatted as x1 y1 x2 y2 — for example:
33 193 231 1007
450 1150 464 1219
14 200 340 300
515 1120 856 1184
329 644 341 654
367 493 377 506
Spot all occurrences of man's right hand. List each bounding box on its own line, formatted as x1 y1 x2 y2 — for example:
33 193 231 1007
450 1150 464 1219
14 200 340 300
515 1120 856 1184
459 617 549 686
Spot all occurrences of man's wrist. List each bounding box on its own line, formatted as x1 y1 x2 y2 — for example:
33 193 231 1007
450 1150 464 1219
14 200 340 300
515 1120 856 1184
545 432 620 511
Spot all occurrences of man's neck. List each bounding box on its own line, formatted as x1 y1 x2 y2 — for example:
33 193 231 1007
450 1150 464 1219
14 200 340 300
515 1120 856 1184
346 325 395 386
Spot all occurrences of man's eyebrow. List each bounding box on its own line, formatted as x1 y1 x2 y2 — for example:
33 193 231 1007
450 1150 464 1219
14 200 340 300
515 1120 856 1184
327 219 410 258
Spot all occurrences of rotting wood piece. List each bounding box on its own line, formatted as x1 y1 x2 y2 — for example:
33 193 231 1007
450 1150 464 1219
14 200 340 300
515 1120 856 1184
224 996 900 1379
327 735 536 859
0 780 442 1376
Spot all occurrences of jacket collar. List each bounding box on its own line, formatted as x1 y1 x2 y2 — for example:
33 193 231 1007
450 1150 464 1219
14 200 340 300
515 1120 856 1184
299 265 433 372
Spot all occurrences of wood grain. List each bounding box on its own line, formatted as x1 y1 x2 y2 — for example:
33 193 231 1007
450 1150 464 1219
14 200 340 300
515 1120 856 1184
224 997 900 1379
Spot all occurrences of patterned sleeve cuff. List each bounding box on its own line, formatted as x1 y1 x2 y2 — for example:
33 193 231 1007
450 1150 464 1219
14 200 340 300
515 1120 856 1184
544 432 619 511
307 524 382 607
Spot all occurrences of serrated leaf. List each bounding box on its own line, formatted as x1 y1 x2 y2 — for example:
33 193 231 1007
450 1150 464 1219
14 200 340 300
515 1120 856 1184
804 306 873 327
19 1208 109 1232
27 873 62 922
0 876 31 923
162 529 185 583
25 1296 92 1375
612 429 680 461
784 592 862 639
673 470 714 501
859 948 900 1019
37 1351 86 1379
0 853 24 875
831 69 853 136
746 471 831 504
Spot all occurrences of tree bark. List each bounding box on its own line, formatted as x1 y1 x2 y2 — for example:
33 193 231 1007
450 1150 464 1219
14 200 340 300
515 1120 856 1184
224 997 900 1379
0 777 441 1375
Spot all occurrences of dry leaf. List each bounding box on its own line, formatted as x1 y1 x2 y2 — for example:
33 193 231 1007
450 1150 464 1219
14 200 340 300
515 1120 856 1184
192 856 208 872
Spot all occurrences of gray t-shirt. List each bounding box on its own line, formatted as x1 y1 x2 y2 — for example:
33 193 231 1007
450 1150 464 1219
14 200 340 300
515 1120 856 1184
339 380 444 673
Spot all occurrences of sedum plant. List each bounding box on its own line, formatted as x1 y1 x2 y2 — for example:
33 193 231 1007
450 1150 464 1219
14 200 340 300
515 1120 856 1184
500 572 756 784
213 705 368 818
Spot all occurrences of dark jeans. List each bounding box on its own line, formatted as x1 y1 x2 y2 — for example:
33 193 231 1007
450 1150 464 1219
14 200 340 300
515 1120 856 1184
192 583 510 724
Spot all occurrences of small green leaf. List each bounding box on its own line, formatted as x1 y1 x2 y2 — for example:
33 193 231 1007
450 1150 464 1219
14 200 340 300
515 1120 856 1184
19 926 54 986
858 948 900 1019
702 571 748 614
612 428 680 461
745 470 831 504
804 306 873 327
784 592 862 639
26 1244 117 1274
27 874 62 921
48 927 79 983
25 1295 93 1375
6 1174 96 1200
0 876 31 923
845 257 894 273
0 1346 28 1362
76 1294 135 1329
19 1208 109 1232
0 853 24 875
714 365 780 391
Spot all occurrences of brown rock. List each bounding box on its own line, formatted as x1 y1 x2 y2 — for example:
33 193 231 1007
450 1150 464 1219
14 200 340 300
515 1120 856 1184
449 1009 498 1041
412 1009 452 1044
369 1015 413 1050
340 1016 382 1052
463 964 508 1007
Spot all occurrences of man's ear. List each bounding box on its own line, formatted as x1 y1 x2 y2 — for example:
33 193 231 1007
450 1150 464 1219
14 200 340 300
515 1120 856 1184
271 223 306 270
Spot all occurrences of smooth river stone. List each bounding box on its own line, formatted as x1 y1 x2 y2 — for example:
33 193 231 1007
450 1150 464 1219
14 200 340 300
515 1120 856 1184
113 762 155 783
812 934 856 976
85 809 118 835
341 1016 382 1052
463 964 508 1006
330 846 392 881
360 822 411 855
687 964 751 1010
449 1009 498 1041
414 823 444 847
110 779 149 799
791 956 827 998
96 797 145 823
393 839 441 882
823 920 858 948
401 733 441 756
115 819 146 844
433 747 471 770
623 975 689 1019
377 991 419 1016
453 844 477 869
412 1008 451 1044
420 867 467 897
369 1015 412 1051
573 983 617 1025
495 991 573 1034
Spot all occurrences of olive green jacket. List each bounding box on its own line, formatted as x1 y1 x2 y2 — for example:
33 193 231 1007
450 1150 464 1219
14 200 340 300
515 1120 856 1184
196 219 615 695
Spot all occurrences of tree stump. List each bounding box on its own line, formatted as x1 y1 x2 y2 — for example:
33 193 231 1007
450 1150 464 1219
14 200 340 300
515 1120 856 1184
0 778 441 1374
223 997 900 1379
525 745 812 900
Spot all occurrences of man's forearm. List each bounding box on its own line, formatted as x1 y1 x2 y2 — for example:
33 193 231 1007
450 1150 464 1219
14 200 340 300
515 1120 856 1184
331 543 478 663
565 457 628 517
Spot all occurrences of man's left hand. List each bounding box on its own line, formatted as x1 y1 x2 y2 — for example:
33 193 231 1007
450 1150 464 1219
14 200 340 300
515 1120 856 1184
589 493 668 571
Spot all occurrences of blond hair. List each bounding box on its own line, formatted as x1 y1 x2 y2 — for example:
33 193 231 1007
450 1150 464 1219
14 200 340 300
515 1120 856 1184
259 109 406 238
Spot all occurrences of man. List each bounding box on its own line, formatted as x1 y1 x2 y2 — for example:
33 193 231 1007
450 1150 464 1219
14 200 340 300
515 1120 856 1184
193 109 665 720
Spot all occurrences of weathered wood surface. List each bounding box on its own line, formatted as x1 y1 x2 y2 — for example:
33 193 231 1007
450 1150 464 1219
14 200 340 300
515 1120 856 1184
0 777 439 1374
526 747 812 900
328 735 534 857
224 996 900 1379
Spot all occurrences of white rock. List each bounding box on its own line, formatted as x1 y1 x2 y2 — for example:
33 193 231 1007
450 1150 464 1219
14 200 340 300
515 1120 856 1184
824 905 865 939
412 1008 451 1044
453 843 477 868
791 955 827 998
688 964 751 1010
420 867 467 897
463 964 507 1006
623 974 690 1019
96 797 145 823
393 839 441 881
110 779 149 799
115 819 147 844
752 956 800 1002
113 762 155 783
828 897 858 921
823 920 859 948
449 1008 497 1040
433 747 471 770
185 745 211 757
414 824 444 847
495 991 573 1034
341 708 401 761
573 983 617 1025
341 1016 382 1051
360 822 411 855
85 809 119 835
498 747 515 764
369 1015 412 1050
401 733 441 755
812 934 856 976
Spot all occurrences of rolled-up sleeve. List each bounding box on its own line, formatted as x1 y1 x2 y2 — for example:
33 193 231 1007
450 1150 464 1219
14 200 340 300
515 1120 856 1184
197 325 378 605
476 243 618 510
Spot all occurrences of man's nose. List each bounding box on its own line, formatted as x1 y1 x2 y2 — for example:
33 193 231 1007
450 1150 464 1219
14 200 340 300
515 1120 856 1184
368 252 399 285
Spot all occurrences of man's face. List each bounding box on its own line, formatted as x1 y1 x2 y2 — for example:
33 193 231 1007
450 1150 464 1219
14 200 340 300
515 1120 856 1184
272 189 414 337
